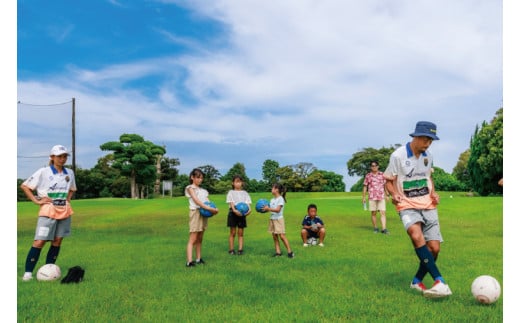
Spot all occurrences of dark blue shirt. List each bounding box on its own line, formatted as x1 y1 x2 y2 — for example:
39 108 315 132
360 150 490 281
301 215 324 227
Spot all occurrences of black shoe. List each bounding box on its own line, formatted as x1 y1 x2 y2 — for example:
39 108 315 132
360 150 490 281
288 252 295 258
373 228 379 233
186 261 196 267
229 250 236 255
273 253 282 257
237 250 243 255
381 229 389 234
196 259 205 264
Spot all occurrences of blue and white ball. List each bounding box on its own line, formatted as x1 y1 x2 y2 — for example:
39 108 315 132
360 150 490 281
255 199 269 213
200 201 216 217
235 202 249 216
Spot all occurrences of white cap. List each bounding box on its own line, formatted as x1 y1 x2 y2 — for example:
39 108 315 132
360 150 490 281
50 145 70 156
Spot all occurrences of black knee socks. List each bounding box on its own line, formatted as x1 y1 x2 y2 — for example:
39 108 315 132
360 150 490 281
46 245 61 264
25 247 42 273
414 244 443 282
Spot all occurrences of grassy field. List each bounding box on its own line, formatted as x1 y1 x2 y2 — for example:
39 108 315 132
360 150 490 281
17 192 503 322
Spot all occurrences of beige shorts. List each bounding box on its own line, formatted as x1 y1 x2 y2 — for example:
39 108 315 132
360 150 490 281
189 209 208 232
268 218 285 234
369 199 386 212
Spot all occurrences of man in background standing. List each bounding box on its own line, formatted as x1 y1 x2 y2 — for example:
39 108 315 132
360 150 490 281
362 160 388 234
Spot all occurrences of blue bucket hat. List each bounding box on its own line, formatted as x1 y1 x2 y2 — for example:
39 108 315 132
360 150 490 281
409 121 439 140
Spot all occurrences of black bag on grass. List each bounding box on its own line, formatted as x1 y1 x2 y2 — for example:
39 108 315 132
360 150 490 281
61 266 85 284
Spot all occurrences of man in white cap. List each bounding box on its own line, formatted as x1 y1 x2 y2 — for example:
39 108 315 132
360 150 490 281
384 121 452 298
20 145 77 281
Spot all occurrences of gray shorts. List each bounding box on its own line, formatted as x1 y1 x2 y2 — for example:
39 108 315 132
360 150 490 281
34 216 72 241
398 209 443 242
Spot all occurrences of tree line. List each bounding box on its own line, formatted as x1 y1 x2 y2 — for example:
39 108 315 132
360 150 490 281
17 108 502 200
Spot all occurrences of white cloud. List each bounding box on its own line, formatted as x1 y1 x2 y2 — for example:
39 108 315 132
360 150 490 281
17 1 502 189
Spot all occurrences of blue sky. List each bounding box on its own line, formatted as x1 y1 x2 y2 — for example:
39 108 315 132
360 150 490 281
15 1 505 191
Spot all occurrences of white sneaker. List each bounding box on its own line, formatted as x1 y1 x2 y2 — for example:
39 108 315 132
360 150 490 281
303 243 309 247
22 272 33 281
410 281 427 292
423 280 452 298
318 243 324 247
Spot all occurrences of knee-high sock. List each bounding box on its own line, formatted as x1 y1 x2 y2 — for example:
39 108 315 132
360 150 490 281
46 245 61 264
414 254 438 282
25 247 42 273
415 245 442 281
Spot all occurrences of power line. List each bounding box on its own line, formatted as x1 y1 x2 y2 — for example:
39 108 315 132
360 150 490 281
17 99 73 106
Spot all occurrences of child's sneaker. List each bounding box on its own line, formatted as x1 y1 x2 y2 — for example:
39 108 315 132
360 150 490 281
318 243 324 247
22 272 33 281
195 259 205 265
423 280 452 298
287 252 295 258
237 250 243 255
303 243 309 247
229 250 236 255
186 262 196 267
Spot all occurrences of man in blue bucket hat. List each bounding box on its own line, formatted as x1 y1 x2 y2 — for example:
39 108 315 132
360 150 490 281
383 121 452 298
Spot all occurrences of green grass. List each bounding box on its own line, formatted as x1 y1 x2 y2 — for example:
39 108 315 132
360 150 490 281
17 192 503 322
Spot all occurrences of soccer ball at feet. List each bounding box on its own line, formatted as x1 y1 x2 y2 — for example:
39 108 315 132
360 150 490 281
36 264 62 281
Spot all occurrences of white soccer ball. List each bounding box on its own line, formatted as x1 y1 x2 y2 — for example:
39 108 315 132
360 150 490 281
471 275 501 304
36 264 62 281
306 237 318 245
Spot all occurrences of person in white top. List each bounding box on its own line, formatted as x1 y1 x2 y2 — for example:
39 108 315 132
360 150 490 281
20 145 77 281
226 175 252 255
384 121 451 298
184 168 218 267
263 183 294 258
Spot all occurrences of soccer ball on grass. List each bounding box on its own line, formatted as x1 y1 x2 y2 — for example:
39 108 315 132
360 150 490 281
471 275 501 304
36 264 62 281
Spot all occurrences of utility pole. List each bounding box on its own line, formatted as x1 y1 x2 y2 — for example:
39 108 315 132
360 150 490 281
72 97 76 174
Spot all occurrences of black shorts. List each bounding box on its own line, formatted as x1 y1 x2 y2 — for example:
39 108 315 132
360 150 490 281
305 229 318 238
227 209 247 228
